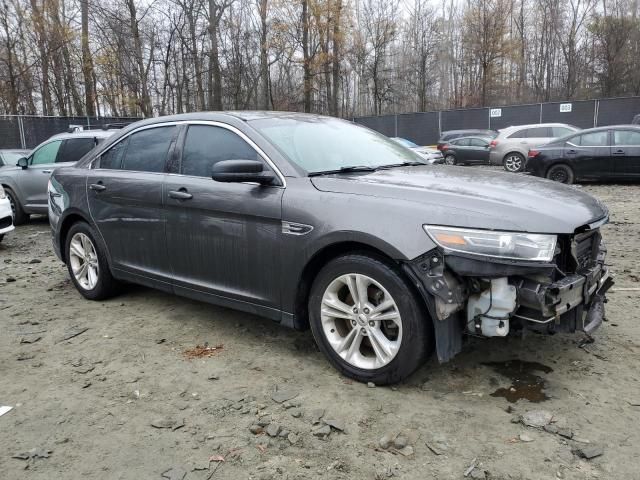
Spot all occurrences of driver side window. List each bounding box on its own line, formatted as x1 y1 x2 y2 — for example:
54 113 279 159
180 125 260 178
31 140 62 165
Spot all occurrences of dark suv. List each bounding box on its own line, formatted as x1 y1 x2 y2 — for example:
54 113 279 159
49 112 613 384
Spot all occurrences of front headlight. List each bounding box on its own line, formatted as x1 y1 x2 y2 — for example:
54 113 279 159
0 184 5 199
423 225 557 262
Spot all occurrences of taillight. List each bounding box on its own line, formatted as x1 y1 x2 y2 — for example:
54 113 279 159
441 144 450 151
528 150 540 158
437 144 443 151
489 140 498 149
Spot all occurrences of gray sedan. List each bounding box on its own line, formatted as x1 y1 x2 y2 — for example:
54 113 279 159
48 112 613 384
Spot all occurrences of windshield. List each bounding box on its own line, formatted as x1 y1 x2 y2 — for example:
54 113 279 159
251 116 423 173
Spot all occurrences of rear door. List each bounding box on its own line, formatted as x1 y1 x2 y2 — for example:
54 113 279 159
566 130 612 179
86 125 178 286
20 139 63 210
611 129 640 178
524 126 552 148
468 137 490 163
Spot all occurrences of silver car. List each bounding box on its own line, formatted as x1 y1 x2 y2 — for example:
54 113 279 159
0 130 113 224
390 138 444 164
489 123 580 172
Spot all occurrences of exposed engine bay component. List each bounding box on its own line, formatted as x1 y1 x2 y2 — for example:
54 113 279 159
466 277 516 337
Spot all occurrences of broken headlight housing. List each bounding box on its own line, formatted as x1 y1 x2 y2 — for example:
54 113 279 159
423 225 557 262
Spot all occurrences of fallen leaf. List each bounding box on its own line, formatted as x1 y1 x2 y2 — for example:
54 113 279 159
208 454 225 463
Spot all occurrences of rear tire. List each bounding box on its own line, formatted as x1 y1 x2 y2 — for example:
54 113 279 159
546 164 574 184
5 187 28 225
444 154 456 165
308 253 432 385
503 152 525 172
0 234 4 243
65 221 120 300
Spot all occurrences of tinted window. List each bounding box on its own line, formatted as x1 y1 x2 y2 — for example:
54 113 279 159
181 125 259 177
99 138 129 169
576 131 608 146
552 126 574 137
527 127 551 138
31 140 62 165
455 138 470 146
509 129 528 139
613 130 640 146
59 138 96 163
469 138 488 147
121 126 177 173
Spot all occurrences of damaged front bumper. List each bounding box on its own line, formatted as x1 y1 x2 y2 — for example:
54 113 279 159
403 230 613 362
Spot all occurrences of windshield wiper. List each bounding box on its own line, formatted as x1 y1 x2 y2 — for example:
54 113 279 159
308 165 378 177
377 161 426 169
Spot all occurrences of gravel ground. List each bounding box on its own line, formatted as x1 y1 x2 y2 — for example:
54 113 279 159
0 180 639 480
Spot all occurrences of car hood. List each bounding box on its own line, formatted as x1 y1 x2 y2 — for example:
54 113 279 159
310 166 607 234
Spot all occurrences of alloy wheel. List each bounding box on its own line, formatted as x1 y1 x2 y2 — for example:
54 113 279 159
69 232 99 290
320 273 402 370
444 155 455 165
504 154 523 172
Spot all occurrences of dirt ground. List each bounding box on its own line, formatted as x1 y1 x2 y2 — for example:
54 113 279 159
1 178 639 480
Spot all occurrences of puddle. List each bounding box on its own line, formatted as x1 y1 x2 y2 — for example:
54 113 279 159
482 360 553 403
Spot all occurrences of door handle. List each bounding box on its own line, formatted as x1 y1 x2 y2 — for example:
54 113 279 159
89 183 106 192
168 189 193 200
612 150 625 156
566 149 577 154
42 170 52 174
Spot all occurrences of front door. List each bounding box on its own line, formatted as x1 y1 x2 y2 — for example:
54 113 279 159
86 125 178 286
164 123 284 313
611 129 640 178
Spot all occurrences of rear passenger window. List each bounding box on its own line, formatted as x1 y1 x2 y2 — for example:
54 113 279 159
121 126 177 173
456 138 470 146
99 138 129 169
509 129 528 139
59 138 96 163
469 138 487 147
576 131 608 146
613 130 640 146
527 127 551 138
181 125 259 177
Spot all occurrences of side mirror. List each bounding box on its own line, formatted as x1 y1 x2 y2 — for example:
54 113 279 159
211 160 276 185
17 157 28 169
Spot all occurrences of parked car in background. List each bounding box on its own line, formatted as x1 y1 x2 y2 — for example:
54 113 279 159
489 123 580 173
0 130 114 224
49 112 612 385
441 136 493 165
0 149 30 167
0 184 14 243
526 125 640 184
437 129 496 151
390 137 444 164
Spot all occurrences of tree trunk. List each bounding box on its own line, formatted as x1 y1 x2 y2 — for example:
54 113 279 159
126 0 152 116
331 0 342 116
302 0 311 112
208 0 223 110
259 0 270 109
81 0 96 116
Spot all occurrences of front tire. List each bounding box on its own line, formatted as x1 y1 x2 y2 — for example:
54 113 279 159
546 164 574 184
65 222 120 300
5 187 28 225
308 253 432 385
444 154 456 165
503 152 525 172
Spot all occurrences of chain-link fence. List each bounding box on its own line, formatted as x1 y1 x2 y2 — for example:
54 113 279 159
0 115 143 150
354 96 640 145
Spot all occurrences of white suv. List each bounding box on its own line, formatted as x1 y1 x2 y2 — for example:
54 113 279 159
489 123 580 172
0 184 15 243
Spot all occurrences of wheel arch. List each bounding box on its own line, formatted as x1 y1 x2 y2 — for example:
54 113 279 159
292 240 414 331
58 211 93 263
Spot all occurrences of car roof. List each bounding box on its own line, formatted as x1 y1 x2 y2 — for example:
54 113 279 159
441 129 494 135
45 130 116 142
499 123 576 133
